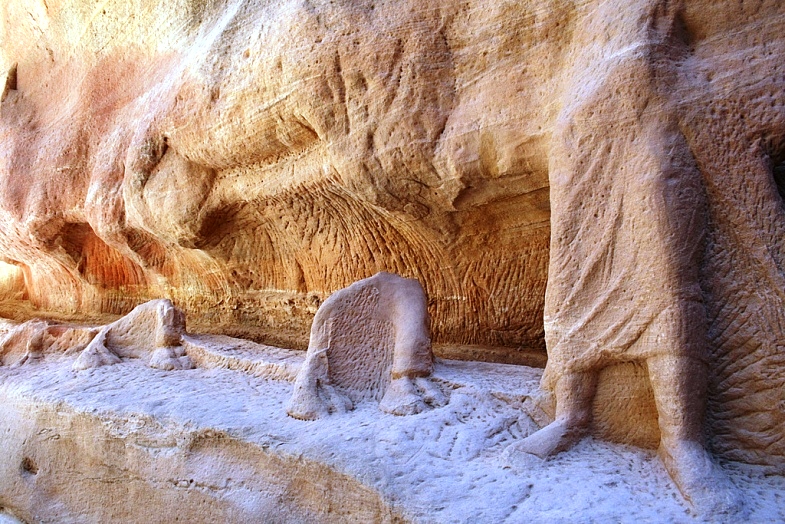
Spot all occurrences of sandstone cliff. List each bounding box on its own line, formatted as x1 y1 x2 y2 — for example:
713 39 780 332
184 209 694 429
1 0 784 473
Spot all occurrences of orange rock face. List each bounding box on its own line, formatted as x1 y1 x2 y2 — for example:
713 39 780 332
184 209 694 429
0 0 784 473
0 0 553 356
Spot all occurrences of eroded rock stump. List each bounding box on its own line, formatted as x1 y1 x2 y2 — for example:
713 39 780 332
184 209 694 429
287 272 446 419
73 299 192 371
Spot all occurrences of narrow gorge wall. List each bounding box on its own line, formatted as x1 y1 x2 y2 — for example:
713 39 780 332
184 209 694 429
1 0 784 471
1 0 555 358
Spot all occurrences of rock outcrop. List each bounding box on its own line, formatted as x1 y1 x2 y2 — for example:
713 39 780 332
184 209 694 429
0 299 192 371
72 298 192 371
287 272 445 419
2 336 784 523
1 0 784 517
0 320 96 367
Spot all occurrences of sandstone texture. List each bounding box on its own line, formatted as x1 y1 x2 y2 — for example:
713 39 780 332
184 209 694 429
1 0 785 520
0 299 192 372
0 319 96 367
72 298 192 371
287 272 445 419
1 337 784 523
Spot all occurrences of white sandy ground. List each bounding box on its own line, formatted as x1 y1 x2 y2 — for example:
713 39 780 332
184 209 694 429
0 335 784 523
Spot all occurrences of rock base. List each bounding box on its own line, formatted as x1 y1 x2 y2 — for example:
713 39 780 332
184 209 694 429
0 336 783 523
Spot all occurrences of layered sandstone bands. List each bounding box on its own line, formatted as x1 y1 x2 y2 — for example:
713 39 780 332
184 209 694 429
1 0 784 474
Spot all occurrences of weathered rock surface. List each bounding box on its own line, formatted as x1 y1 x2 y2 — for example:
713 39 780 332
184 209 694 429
1 0 785 514
72 298 192 371
0 0 553 360
0 368 403 523
1 299 192 371
0 319 96 367
287 272 445 419
1 339 784 523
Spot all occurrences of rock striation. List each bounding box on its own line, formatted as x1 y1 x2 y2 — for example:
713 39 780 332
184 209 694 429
0 0 785 519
